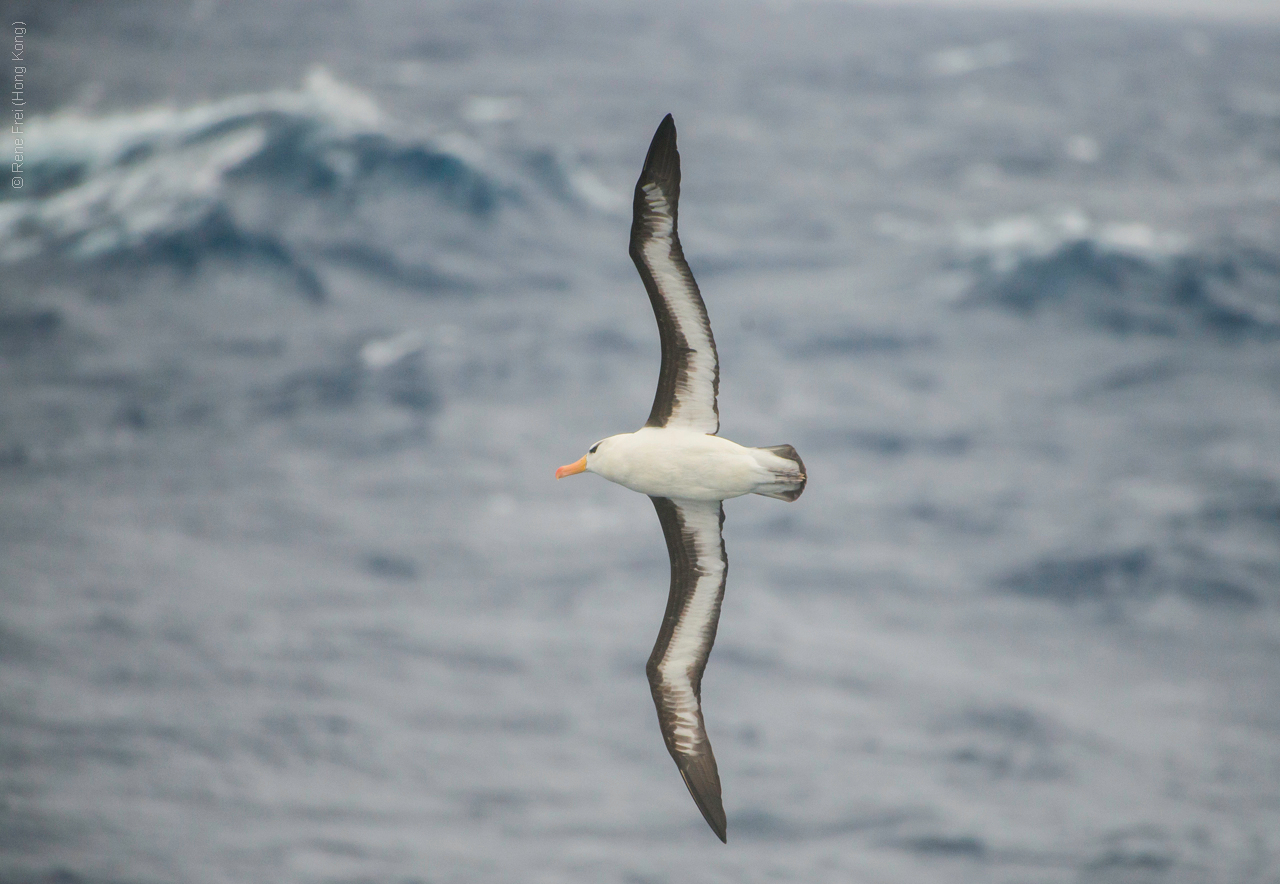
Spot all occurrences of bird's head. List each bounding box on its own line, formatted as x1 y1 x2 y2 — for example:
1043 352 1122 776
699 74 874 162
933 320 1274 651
555 435 622 479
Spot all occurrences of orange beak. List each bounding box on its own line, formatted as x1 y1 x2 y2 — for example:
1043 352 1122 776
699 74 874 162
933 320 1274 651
555 456 588 479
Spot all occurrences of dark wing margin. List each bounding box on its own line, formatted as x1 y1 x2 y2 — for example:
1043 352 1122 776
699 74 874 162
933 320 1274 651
647 496 728 842
629 115 720 435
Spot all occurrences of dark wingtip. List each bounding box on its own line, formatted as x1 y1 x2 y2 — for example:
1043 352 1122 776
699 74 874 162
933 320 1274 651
679 760 727 843
638 114 680 192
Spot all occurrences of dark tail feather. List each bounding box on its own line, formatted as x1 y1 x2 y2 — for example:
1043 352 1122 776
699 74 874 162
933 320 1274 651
752 444 807 501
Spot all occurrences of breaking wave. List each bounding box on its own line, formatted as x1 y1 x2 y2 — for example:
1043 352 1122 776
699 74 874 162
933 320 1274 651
1 68 619 294
958 210 1280 340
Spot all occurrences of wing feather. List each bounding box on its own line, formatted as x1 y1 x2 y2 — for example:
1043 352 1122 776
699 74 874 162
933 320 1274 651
630 115 720 434
647 496 728 842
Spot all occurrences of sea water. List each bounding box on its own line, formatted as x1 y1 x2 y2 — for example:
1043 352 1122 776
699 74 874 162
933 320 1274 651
2 2 1280 882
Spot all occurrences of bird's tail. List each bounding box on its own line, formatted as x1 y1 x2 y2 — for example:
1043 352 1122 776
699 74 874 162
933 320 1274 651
750 444 807 501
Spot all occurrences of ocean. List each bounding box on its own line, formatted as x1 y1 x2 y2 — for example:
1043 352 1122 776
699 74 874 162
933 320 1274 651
2 1 1280 881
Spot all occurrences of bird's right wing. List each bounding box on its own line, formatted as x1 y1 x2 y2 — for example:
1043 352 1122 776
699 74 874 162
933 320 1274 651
647 495 728 842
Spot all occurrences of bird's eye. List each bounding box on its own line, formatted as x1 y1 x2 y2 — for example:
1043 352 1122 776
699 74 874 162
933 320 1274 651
589 443 600 454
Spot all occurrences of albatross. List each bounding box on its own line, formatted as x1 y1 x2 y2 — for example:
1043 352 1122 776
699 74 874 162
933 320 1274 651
556 115 806 843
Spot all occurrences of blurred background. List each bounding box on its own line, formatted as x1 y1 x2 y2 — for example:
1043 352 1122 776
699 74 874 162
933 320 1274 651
3 1 1280 881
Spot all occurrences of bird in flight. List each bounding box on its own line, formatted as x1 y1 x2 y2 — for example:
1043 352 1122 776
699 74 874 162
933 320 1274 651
556 115 806 842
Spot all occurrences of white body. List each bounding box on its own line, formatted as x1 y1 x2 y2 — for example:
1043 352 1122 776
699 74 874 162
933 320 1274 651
586 427 797 501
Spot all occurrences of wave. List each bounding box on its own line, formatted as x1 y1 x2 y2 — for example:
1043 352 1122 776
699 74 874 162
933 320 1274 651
957 210 1280 340
1 68 616 293
1001 546 1264 609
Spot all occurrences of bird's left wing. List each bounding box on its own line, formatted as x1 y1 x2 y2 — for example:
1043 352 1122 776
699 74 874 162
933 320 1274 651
647 495 728 842
630 115 720 435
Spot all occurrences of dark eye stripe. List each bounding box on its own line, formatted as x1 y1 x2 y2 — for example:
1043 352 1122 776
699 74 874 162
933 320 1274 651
589 443 600 454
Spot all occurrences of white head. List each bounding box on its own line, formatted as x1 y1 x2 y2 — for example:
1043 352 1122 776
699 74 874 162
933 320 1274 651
555 434 629 481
